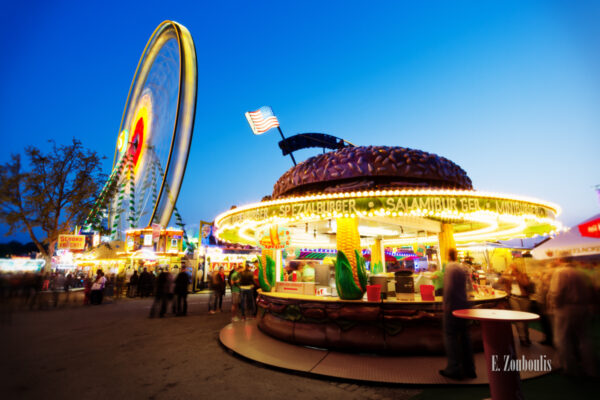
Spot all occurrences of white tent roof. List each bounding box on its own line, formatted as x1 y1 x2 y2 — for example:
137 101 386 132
531 214 600 259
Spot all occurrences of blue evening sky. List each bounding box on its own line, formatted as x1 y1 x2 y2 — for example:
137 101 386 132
1 0 599 242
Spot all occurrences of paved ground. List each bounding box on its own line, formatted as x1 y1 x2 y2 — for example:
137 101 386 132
2 292 597 400
0 293 420 400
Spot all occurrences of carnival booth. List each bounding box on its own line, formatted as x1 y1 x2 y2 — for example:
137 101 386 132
195 240 260 291
129 229 182 272
74 241 126 275
215 145 562 354
75 228 188 275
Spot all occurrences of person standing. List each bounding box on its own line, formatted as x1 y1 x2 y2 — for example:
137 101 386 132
439 248 476 380
228 266 237 292
229 265 242 321
208 267 226 314
239 263 256 320
63 273 73 305
149 268 169 318
252 263 260 314
128 270 139 297
139 268 151 298
105 273 115 299
175 266 191 316
217 266 226 311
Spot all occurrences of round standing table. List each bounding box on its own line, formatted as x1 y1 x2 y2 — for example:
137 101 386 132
453 308 539 400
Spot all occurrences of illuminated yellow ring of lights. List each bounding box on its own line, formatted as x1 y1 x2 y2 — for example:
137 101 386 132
214 189 562 246
110 20 197 228
128 94 153 176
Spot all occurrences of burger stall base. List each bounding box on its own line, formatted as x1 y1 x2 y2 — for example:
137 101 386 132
220 319 555 384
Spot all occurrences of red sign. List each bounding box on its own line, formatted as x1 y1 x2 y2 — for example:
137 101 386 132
578 218 600 238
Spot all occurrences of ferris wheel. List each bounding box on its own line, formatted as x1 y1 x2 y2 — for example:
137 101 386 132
83 21 197 244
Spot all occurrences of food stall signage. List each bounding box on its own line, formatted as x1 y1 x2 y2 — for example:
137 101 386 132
221 195 554 226
58 235 86 250
256 225 290 250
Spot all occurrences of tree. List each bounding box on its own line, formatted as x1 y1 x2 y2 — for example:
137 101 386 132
0 139 105 266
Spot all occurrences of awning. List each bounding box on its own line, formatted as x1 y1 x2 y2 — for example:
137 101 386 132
531 214 600 259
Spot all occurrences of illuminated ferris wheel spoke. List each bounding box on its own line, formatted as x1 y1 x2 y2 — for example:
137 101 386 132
111 175 128 240
145 147 193 249
127 155 136 228
83 154 129 232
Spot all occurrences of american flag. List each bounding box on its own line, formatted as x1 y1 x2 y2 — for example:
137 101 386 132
245 106 280 135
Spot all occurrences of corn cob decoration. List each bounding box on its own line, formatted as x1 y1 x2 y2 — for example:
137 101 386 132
438 223 456 268
335 217 367 299
371 238 383 274
257 253 276 292
260 249 273 271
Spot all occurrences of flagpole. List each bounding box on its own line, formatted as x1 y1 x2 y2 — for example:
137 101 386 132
277 126 297 166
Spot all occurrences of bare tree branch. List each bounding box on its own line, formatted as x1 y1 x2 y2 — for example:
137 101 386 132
0 139 106 265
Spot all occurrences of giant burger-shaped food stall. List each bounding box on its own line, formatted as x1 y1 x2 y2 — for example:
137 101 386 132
215 145 560 353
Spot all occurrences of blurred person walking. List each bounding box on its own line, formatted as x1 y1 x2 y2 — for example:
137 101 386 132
63 273 73 305
51 272 65 308
83 275 92 305
208 266 226 314
530 267 554 346
42 272 50 291
547 260 596 377
229 265 242 321
175 266 190 316
167 266 176 315
439 248 476 380
115 270 125 300
501 264 534 346
149 268 169 318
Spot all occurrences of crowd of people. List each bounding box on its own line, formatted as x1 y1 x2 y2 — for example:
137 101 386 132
439 252 599 380
147 265 191 318
494 258 599 377
208 262 258 321
0 270 86 310
0 264 194 311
